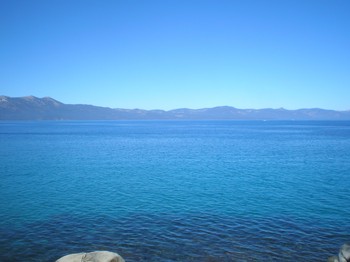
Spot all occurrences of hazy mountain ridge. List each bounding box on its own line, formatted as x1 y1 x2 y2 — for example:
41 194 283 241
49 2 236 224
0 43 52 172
1 96 349 120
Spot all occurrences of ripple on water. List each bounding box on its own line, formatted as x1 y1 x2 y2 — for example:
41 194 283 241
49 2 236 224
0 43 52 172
0 212 348 262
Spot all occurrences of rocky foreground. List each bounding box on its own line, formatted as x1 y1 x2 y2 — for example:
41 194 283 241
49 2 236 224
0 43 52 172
328 243 350 262
56 244 350 261
56 251 125 262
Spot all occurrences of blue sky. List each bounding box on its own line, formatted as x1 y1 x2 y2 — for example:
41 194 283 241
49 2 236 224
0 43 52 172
1 0 349 110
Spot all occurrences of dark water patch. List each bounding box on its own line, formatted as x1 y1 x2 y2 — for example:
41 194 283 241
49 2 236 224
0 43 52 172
0 213 348 262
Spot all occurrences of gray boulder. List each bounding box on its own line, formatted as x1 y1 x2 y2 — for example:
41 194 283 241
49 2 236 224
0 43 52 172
56 251 125 262
338 243 350 262
328 243 350 262
328 256 339 262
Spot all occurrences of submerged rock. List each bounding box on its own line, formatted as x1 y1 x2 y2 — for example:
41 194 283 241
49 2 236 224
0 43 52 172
56 251 125 262
328 243 350 262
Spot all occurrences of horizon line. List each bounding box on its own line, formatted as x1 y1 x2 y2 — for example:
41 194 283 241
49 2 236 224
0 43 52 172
1 95 349 112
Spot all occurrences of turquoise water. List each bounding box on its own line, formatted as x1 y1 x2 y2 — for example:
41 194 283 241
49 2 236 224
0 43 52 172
0 121 349 261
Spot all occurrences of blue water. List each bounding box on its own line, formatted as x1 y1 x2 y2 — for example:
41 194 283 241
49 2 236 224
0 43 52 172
0 121 349 261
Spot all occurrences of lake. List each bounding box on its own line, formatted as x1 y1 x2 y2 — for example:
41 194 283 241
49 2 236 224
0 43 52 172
0 120 349 261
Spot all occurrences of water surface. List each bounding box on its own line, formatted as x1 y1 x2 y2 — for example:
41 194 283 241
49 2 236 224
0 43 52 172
0 121 349 261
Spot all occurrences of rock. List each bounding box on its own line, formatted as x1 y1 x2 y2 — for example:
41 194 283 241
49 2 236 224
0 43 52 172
56 253 86 262
338 243 350 262
328 256 339 262
328 243 350 262
56 251 125 262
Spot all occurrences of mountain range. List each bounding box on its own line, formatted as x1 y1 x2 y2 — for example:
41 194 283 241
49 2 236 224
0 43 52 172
1 95 350 120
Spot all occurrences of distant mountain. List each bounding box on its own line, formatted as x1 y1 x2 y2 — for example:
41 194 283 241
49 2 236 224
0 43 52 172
1 95 350 120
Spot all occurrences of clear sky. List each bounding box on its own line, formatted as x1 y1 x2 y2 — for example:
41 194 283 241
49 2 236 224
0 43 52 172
1 0 349 110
